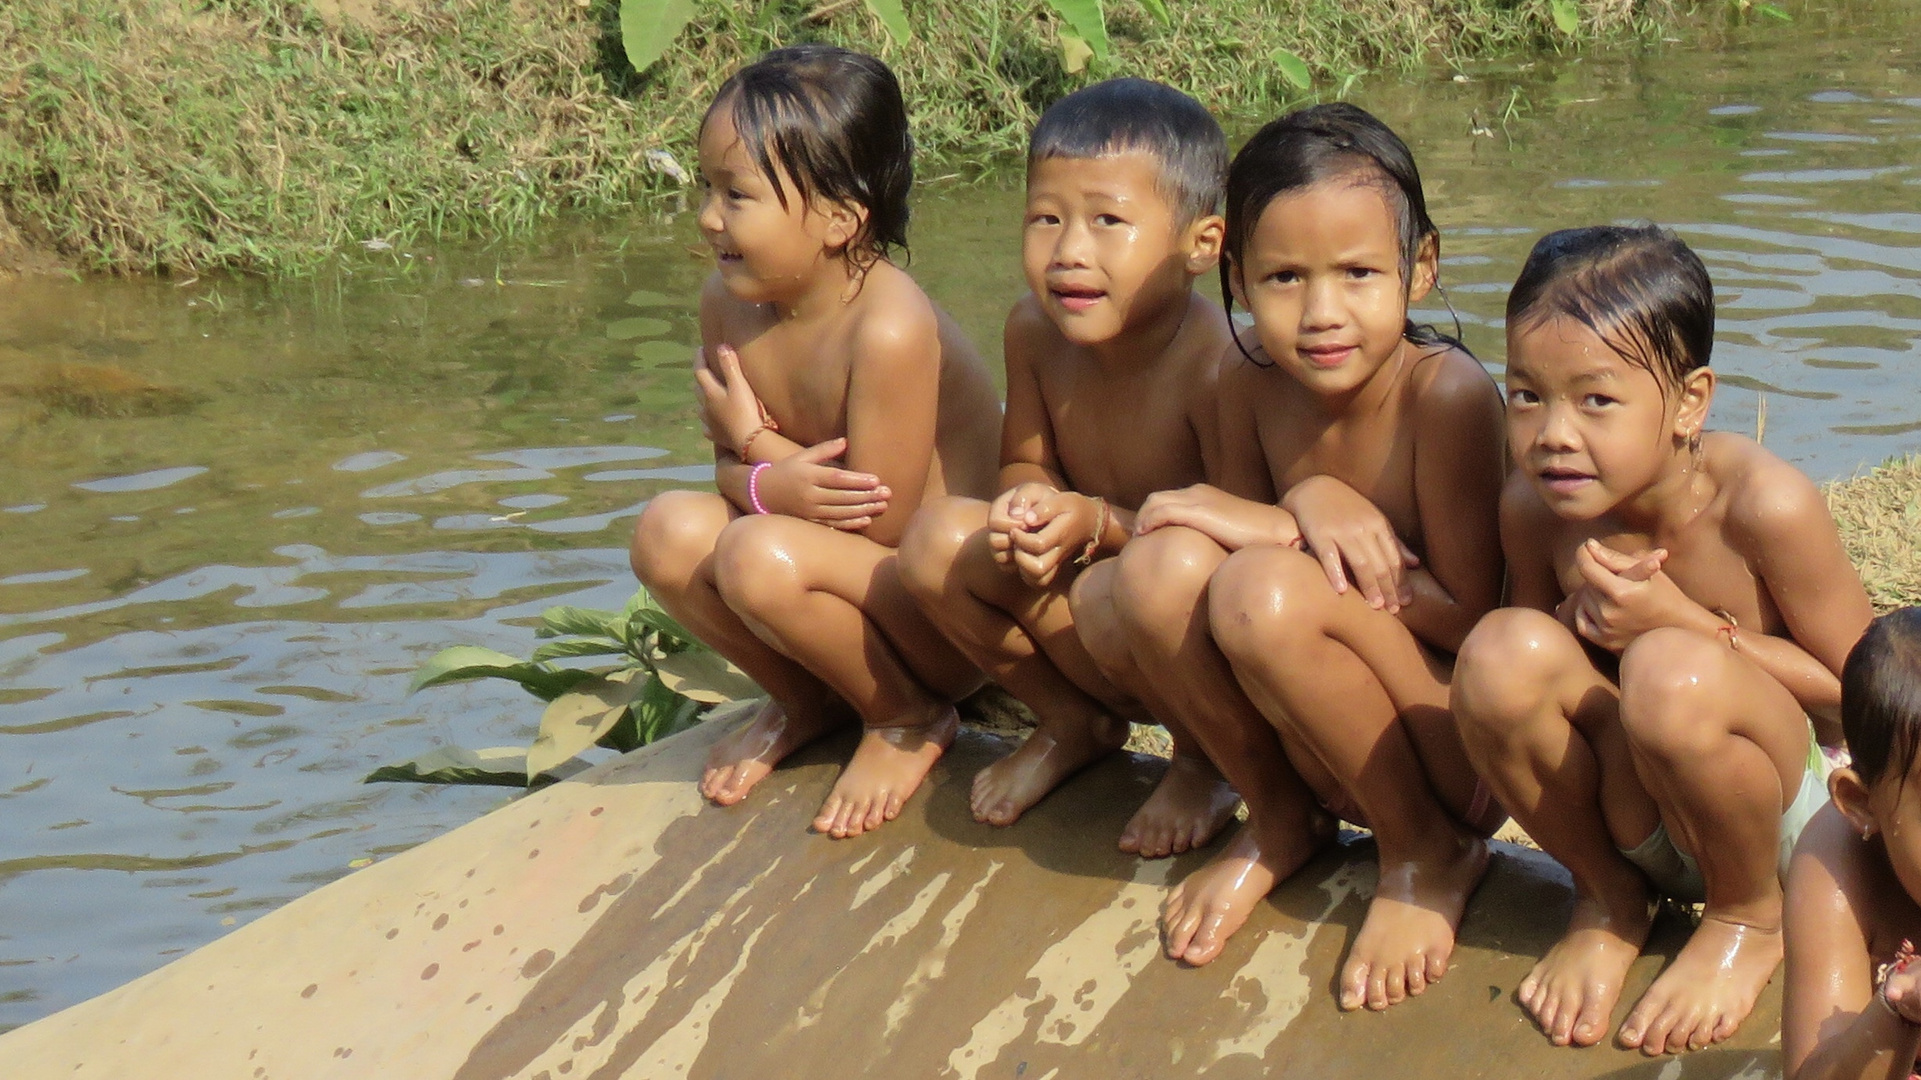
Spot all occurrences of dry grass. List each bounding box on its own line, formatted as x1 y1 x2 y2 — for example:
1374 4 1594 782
1827 454 1921 612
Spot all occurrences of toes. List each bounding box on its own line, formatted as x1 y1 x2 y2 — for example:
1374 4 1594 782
1117 827 1143 855
1339 960 1368 1011
1570 996 1610 1048
1162 897 1198 959
1183 912 1225 966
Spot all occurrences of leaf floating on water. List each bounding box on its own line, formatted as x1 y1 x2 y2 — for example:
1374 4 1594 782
1755 2 1792 20
364 745 539 787
619 0 697 74
862 0 913 45
607 316 671 341
1271 47 1312 90
1549 0 1579 35
633 340 691 367
625 289 673 308
652 650 762 704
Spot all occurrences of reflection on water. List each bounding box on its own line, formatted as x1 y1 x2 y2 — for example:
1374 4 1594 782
3 0 1921 1031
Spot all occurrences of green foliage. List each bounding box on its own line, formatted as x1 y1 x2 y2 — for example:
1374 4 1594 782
620 0 698 72
1046 0 1111 65
1550 0 1580 35
1270 48 1314 90
368 587 760 786
863 0 915 46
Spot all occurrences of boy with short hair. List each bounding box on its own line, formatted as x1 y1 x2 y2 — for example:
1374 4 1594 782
899 78 1236 854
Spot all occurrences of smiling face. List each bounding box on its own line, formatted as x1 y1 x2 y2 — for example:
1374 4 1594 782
1227 177 1434 396
1021 152 1220 347
695 105 860 306
1504 315 1711 520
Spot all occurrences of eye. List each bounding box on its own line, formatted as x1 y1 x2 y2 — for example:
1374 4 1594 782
1027 212 1061 227
1266 269 1300 285
1346 266 1380 280
1581 393 1618 409
1094 213 1126 227
1507 388 1540 407
727 187 750 201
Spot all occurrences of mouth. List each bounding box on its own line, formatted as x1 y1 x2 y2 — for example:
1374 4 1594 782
1537 465 1596 494
1049 284 1107 313
1297 343 1358 370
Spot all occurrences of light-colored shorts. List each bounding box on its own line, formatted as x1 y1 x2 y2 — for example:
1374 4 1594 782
1618 727 1838 903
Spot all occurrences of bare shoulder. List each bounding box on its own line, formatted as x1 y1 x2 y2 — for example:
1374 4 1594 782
1408 341 1502 418
1003 292 1064 368
1178 294 1231 383
1708 433 1833 549
699 269 754 339
848 262 940 367
1787 803 1879 952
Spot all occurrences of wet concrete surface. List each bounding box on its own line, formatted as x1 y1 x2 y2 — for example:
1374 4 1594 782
0 715 1781 1078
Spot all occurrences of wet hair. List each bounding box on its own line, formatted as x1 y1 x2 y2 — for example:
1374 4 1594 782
1028 78 1227 225
1506 225 1714 392
704 44 912 270
1219 103 1458 364
1843 607 1921 789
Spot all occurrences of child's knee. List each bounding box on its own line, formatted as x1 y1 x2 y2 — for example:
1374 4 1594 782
631 490 726 587
1069 561 1133 680
897 496 983 605
1208 546 1327 664
1112 527 1221 636
1452 608 1573 735
1619 628 1729 757
711 514 806 617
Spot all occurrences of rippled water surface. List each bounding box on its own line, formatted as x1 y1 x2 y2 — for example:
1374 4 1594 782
4 1 1920 1031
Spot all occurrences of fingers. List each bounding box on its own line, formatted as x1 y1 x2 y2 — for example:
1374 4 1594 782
1318 545 1349 595
796 437 850 464
714 342 747 388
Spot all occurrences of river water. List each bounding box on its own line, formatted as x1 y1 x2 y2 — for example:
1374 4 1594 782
2 0 1918 1031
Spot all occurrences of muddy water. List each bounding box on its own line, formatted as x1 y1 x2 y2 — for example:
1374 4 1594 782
2 0 1918 1032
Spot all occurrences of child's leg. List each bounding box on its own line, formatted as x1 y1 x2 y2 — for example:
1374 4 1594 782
712 512 982 838
1207 544 1495 1011
1070 558 1242 858
1452 608 1657 1048
898 497 1130 826
1612 626 1807 1055
630 491 851 806
1109 527 1335 960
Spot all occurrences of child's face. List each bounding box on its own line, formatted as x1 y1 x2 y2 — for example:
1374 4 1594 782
1021 152 1220 347
1227 179 1434 396
695 108 860 304
1504 316 1709 520
1864 765 1921 905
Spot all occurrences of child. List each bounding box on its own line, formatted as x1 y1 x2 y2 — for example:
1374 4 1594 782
629 45 1001 839
1451 225 1873 1054
1076 103 1508 1010
897 78 1236 855
1785 608 1921 1080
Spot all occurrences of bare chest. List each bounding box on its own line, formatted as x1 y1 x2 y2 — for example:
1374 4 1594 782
1551 518 1776 631
1256 394 1420 541
1041 361 1206 510
725 317 855 448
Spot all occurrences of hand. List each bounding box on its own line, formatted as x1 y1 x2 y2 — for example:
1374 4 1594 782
1884 949 1921 1026
986 482 1059 570
756 438 889 529
694 344 768 455
1282 476 1420 612
1565 539 1696 653
1135 484 1302 553
1004 489 1104 588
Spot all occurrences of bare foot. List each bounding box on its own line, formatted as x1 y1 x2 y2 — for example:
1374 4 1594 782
1119 752 1241 858
1517 886 1653 1047
1618 914 1782 1055
1162 814 1335 966
700 699 842 806
813 707 960 839
1340 832 1491 1011
970 713 1128 826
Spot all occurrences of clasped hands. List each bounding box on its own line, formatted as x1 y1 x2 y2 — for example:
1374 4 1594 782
986 483 1106 588
695 344 888 529
1555 537 1713 653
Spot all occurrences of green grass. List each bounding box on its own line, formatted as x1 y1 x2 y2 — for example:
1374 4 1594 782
0 0 1683 275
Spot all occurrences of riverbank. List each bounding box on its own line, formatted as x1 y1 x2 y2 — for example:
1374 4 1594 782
0 0 1689 276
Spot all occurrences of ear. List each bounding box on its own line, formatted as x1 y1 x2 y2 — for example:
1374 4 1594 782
1183 214 1226 276
1673 366 1716 445
1226 258 1248 312
818 199 869 254
1405 232 1440 305
1830 767 1879 838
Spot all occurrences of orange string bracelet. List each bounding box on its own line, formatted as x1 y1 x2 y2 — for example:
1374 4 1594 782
737 403 780 463
1714 609 1740 651
1074 496 1109 566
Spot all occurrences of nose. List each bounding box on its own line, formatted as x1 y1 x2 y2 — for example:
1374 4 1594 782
1052 218 1092 269
1536 402 1580 452
697 188 724 237
1301 276 1343 331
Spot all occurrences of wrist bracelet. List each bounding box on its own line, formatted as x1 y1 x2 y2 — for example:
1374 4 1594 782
1074 496 1109 566
738 417 778 463
1714 608 1740 651
748 461 772 515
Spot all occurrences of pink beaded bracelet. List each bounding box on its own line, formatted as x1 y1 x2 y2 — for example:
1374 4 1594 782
748 461 772 515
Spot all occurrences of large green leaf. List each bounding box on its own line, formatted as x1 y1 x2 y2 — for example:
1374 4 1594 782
1045 0 1110 61
526 671 649 779
1270 47 1312 90
538 605 625 640
530 637 634 662
863 0 913 44
409 645 543 693
630 607 697 649
652 650 762 704
364 746 535 787
629 674 705 746
619 0 698 74
1136 0 1171 28
1549 0 1579 35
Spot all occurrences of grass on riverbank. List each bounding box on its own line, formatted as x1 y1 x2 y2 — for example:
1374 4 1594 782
0 0 1677 275
1829 454 1921 612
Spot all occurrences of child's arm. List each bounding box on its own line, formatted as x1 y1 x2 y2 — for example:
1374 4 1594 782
1783 809 1921 1080
1396 355 1506 652
838 298 943 548
1501 474 1566 615
996 300 1067 494
1134 350 1300 551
